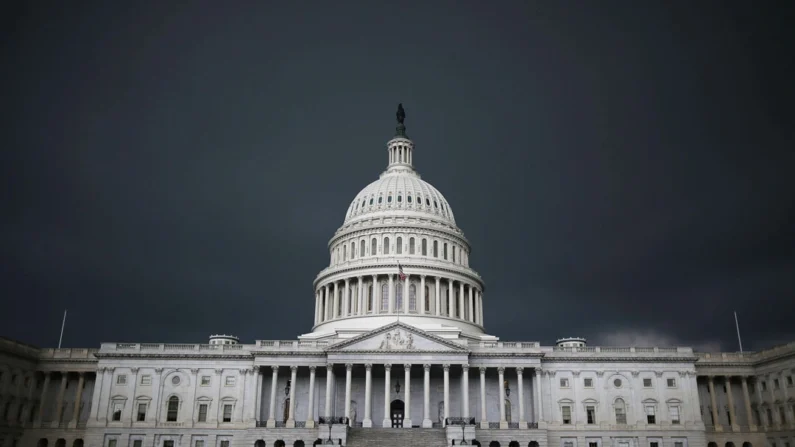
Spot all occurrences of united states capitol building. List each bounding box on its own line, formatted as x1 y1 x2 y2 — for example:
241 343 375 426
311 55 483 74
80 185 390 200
1 106 794 447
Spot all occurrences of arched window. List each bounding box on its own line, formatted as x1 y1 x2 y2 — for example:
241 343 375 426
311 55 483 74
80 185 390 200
371 238 377 255
433 241 438 257
396 237 402 254
443 243 447 260
397 195 402 202
426 198 430 206
384 237 390 255
416 196 421 205
351 242 355 259
369 198 373 205
409 285 417 311
614 398 627 424
422 239 427 256
409 238 415 254
360 240 365 257
167 396 179 421
452 246 456 263
368 285 373 312
381 283 389 312
396 284 403 311
387 195 392 203
343 245 347 261
407 196 412 203
424 286 430 312
378 196 383 204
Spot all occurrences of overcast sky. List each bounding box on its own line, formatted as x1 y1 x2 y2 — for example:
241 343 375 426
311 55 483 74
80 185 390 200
2 1 794 352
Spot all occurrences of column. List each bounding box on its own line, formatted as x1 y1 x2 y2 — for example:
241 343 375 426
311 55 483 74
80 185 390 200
741 376 755 430
267 366 278 427
306 366 316 428
286 366 297 427
478 291 483 324
766 374 778 427
358 276 364 315
388 274 395 313
534 368 544 422
480 367 488 428
36 373 51 426
255 368 263 422
434 277 441 316
88 369 103 422
363 364 373 427
52 372 68 427
724 376 738 430
462 365 470 418
403 364 412 427
68 372 85 428
332 282 339 318
372 274 378 313
324 285 331 320
344 364 353 426
689 372 702 423
459 282 465 319
382 364 392 427
423 364 432 428
517 367 526 427
343 278 350 317
498 367 507 428
707 376 722 431
420 276 426 315
403 274 410 313
443 364 450 422
324 364 334 419
447 279 454 316
468 286 474 322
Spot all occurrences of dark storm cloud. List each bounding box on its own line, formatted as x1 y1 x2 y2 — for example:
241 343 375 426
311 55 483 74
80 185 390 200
2 1 793 351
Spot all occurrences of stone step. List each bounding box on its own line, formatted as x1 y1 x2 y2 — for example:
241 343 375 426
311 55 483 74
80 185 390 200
347 427 448 447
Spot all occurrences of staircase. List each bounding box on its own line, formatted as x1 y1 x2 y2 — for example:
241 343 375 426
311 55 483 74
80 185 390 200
346 427 448 447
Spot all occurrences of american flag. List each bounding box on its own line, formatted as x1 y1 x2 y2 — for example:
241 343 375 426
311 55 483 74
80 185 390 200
398 262 407 281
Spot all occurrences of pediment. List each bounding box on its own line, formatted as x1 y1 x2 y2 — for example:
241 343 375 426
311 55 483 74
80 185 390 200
326 322 469 353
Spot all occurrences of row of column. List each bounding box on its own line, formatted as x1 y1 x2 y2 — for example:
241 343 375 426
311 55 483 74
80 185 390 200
314 274 484 325
265 364 538 428
24 371 88 428
705 374 794 431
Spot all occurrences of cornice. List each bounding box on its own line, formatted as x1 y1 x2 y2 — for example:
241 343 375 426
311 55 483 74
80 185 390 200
93 353 252 360
314 262 485 289
470 353 546 359
250 352 328 358
37 358 98 364
542 356 700 363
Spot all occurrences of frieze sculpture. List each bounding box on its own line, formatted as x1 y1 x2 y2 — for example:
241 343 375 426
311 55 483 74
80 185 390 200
377 329 415 350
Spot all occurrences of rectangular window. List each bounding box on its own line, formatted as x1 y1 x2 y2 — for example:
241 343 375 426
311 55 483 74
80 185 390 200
619 442 629 447
164 442 174 447
646 405 656 424
198 404 208 422
116 375 127 385
788 376 793 386
762 381 768 391
667 378 676 387
562 406 572 424
589 443 598 447
108 440 117 447
774 379 780 389
749 383 755 393
225 376 235 386
586 406 596 424
220 442 229 447
674 443 684 447
196 441 204 447
754 409 761 426
779 407 786 425
223 404 232 422
669 405 681 424
584 378 593 388
133 441 142 447
201 376 211 386
140 375 151 385
767 408 773 425
560 378 569 388
564 442 574 447
650 443 659 447
137 403 146 421
112 403 123 421
643 378 653 387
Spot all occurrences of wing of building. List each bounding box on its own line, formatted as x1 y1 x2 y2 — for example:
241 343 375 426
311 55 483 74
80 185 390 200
1 106 794 447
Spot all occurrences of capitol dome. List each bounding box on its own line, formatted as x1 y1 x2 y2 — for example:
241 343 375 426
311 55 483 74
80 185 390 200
307 104 488 340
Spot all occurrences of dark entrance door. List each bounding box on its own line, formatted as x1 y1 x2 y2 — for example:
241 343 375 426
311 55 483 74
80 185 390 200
390 400 405 428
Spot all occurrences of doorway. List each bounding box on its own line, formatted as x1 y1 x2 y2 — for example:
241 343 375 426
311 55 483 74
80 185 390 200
390 400 405 428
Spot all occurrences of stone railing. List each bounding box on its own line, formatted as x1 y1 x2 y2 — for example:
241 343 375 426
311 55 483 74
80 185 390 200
696 352 755 363
549 346 694 355
100 343 251 354
255 340 331 350
469 341 541 352
39 348 99 359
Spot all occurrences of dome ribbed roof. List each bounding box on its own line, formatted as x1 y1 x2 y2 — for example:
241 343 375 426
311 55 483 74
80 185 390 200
344 170 456 225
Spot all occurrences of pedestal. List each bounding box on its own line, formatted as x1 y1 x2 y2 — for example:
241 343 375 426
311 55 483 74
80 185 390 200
403 418 412 428
363 419 372 428
422 418 432 428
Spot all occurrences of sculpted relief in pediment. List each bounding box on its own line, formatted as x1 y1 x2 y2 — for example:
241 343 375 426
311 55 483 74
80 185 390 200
377 329 415 350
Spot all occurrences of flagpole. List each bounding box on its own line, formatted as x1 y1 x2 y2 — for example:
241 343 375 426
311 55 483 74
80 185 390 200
734 311 743 353
58 309 67 349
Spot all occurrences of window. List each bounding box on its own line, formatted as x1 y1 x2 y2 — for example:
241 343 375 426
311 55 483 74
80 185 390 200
167 396 179 421
220 442 229 447
381 283 388 311
351 242 355 259
196 441 204 447
360 241 365 257
137 403 146 421
560 378 569 388
133 441 142 447
564 442 574 447
615 399 627 424
669 405 680 424
443 243 447 260
788 376 793 386
762 381 768 391
424 286 430 311
164 442 174 447
422 239 427 256
342 245 346 261
646 405 656 424
396 237 402 254
140 375 151 385
108 441 117 447
225 376 235 386
614 378 622 388
779 407 786 425
223 404 232 422
753 409 761 426
589 443 598 447
384 237 390 255
650 443 659 447
387 195 392 203
367 285 373 312
643 378 652 387
116 375 127 385
112 402 123 421
586 406 596 424
201 376 211 386
378 196 383 204
371 238 377 255
774 379 780 389
452 246 456 262
584 378 593 388
198 404 208 422
433 241 438 257
407 195 412 203
409 237 415 254
667 378 676 388
674 442 684 447
562 406 572 424
409 285 417 311
397 195 402 202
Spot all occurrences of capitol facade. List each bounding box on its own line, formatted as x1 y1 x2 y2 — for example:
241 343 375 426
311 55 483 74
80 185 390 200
1 106 794 447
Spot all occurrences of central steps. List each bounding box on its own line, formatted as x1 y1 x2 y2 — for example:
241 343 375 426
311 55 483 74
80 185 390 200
346 427 448 447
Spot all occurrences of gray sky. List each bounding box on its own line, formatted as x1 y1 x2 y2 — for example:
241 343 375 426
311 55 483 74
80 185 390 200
2 1 793 351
